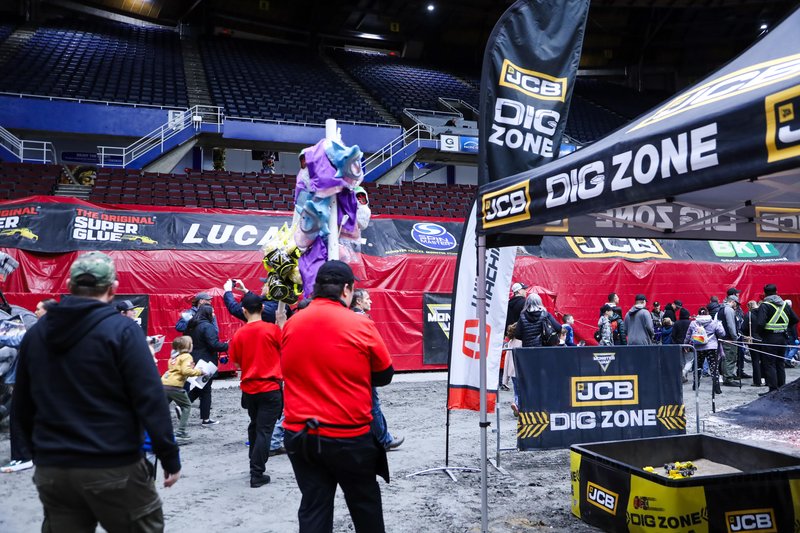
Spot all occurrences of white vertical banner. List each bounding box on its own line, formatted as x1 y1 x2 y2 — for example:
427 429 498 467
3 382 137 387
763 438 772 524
447 201 516 411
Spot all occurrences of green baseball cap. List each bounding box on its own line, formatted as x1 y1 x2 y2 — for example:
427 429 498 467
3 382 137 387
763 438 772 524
70 252 116 287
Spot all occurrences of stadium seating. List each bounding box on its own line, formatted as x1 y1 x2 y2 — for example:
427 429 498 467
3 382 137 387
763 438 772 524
0 162 61 199
199 38 385 124
0 23 16 45
575 78 664 120
332 49 479 121
88 167 475 217
0 18 188 108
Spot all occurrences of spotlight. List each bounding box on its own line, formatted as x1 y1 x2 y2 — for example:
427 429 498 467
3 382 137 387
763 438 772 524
759 23 768 30
427 4 435 12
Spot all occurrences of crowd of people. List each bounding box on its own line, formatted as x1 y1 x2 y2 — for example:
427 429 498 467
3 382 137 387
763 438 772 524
2 253 401 533
502 283 799 415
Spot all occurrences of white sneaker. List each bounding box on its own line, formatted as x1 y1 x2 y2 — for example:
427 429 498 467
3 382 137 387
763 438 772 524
1 460 33 473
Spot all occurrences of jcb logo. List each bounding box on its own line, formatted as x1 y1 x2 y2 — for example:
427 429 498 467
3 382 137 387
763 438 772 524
586 481 618 515
498 59 566 102
571 376 638 407
461 319 490 359
725 509 777 532
765 84 800 163
481 183 530 229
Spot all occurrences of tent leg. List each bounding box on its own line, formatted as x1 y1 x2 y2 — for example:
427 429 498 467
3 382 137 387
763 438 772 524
405 466 480 482
477 234 489 533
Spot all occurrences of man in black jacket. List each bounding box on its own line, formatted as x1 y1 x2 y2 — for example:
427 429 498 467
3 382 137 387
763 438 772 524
754 284 799 393
505 282 527 330
12 252 181 532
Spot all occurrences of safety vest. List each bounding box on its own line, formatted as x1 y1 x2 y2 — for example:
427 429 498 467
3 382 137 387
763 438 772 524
764 301 789 333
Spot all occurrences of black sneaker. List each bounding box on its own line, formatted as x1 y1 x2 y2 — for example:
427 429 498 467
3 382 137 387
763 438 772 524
201 419 219 426
722 380 739 387
250 474 271 488
268 447 286 457
738 372 752 379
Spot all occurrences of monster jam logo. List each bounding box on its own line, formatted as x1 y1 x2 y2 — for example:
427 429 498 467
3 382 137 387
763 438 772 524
482 182 530 229
586 481 618 515
593 352 616 372
765 84 800 163
725 508 777 533
426 303 451 338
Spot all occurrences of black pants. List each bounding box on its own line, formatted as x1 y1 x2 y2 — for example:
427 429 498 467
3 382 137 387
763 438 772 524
759 335 787 390
186 378 213 420
242 390 282 477
285 430 385 533
749 346 763 386
33 459 163 533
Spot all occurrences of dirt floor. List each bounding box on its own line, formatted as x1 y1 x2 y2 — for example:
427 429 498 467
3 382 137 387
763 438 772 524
1 364 799 533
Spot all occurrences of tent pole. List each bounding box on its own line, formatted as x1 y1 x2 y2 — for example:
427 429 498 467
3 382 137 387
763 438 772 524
445 407 451 467
477 234 489 533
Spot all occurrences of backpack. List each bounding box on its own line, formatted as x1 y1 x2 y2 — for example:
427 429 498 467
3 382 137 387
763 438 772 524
691 323 708 345
594 329 602 342
540 315 560 346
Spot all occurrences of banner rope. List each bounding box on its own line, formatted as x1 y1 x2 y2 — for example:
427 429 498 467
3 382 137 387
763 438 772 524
719 338 796 361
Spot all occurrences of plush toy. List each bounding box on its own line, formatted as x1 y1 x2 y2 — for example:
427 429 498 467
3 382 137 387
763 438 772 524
290 137 365 296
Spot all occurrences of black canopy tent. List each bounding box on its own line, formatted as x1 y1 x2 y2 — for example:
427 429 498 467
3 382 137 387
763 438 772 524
468 8 799 527
477 6 800 248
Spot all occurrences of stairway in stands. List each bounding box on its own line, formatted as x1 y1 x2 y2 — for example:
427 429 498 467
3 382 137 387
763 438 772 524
0 23 37 68
54 183 92 200
320 51 397 125
181 36 213 108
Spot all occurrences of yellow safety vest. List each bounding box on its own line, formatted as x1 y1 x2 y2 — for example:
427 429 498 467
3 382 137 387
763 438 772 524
764 301 789 333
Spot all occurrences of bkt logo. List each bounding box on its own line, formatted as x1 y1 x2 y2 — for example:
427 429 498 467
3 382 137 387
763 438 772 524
765 84 800 163
586 481 618 515
571 376 638 407
725 509 776 533
709 241 779 258
498 59 566 102
482 182 530 229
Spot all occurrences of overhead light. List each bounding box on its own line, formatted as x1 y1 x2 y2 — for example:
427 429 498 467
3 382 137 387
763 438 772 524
356 32 384 41
427 4 435 12
759 23 768 30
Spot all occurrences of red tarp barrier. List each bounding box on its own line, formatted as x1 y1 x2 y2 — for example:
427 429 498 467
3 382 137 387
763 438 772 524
3 247 798 372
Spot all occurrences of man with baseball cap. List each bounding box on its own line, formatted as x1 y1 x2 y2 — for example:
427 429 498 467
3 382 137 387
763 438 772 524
282 260 393 532
12 252 180 531
725 287 750 380
624 294 655 345
754 284 799 393
175 291 217 333
506 282 527 330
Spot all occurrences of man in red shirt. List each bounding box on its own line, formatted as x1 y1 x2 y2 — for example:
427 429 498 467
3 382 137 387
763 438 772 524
282 260 394 533
228 292 283 488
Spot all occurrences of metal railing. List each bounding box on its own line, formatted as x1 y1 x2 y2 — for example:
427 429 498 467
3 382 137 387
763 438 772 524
98 105 223 168
362 123 435 176
0 125 56 163
0 91 188 111
438 97 479 116
226 114 399 129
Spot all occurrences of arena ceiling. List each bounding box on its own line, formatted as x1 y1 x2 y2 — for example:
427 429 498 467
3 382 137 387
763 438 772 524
31 0 799 86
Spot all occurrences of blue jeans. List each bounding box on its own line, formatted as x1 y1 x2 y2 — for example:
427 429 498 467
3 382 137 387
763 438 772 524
511 376 519 407
371 388 393 448
270 413 285 451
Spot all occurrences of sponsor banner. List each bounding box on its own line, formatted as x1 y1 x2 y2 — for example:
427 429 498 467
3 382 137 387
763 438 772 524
447 202 516 411
514 345 685 449
478 9 800 234
61 152 123 165
0 200 463 255
422 293 452 365
526 202 800 244
4 198 800 262
478 0 590 186
440 135 479 154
